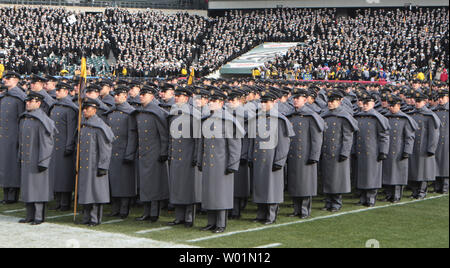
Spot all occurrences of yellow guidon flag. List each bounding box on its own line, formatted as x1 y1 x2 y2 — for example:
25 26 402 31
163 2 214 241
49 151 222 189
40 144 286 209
0 64 4 79
80 56 87 81
187 67 195 85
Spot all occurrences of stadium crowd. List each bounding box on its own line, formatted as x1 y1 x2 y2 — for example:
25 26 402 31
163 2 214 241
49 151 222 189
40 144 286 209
264 8 449 82
0 6 448 80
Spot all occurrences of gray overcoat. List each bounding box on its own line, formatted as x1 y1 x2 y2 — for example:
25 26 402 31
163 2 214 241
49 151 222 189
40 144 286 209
354 109 390 189
78 115 114 204
19 109 57 202
408 107 441 182
382 111 418 185
248 108 295 204
198 109 244 210
135 101 170 202
320 105 359 194
106 102 138 197
49 97 78 192
227 104 252 198
286 105 325 197
433 102 449 177
168 103 202 205
0 87 26 188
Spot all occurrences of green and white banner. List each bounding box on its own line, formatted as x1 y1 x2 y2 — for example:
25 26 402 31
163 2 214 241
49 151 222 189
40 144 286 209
220 42 299 75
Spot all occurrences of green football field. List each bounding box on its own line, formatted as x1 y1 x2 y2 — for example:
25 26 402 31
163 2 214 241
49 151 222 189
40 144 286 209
0 190 448 248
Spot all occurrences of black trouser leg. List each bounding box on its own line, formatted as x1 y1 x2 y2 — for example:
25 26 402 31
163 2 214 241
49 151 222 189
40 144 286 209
256 203 267 220
25 203 36 221
120 198 130 216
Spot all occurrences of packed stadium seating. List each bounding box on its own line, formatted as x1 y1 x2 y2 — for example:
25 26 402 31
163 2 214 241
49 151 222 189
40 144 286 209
0 5 448 80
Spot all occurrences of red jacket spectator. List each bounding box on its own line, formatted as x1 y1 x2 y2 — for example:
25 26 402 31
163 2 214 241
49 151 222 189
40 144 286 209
441 69 448 82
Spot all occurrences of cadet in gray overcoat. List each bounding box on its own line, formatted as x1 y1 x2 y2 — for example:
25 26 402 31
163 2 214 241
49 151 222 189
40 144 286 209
167 87 201 227
0 71 26 204
248 91 294 225
18 92 57 225
78 99 114 227
49 82 78 211
286 88 324 219
382 95 418 202
135 86 170 223
198 88 244 233
320 90 359 212
105 86 138 219
226 89 252 219
408 92 441 199
354 93 390 207
433 90 449 194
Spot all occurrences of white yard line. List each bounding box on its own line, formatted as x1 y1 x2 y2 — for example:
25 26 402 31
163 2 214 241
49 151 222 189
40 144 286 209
186 194 447 243
0 214 196 248
254 243 282 248
136 227 173 234
46 213 74 220
102 219 124 225
3 208 26 214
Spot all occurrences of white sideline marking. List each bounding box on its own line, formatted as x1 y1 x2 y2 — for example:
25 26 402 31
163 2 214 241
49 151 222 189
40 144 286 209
3 208 26 213
254 243 282 248
102 219 124 225
186 195 447 243
0 214 196 248
46 213 74 220
136 227 173 234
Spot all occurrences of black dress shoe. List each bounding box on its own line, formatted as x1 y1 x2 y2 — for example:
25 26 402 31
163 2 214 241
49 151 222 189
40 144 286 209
184 222 193 228
252 218 265 223
355 202 365 206
31 221 44 225
135 215 151 221
120 214 128 219
213 227 225 233
288 213 300 217
49 205 61 211
19 219 34 224
201 225 216 231
149 216 159 223
167 220 185 226
229 215 240 220
321 207 330 211
108 212 120 217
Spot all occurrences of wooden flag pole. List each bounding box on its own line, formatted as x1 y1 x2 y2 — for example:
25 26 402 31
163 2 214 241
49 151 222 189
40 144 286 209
73 57 87 222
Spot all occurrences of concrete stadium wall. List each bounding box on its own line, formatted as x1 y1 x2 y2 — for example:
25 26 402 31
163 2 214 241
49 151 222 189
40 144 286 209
208 0 449 9
0 3 208 16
